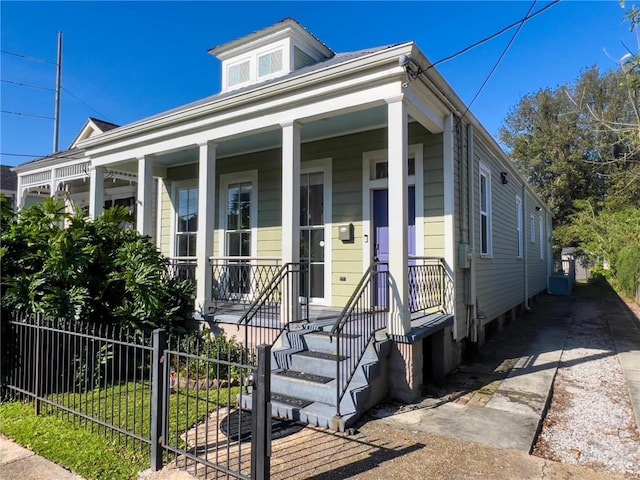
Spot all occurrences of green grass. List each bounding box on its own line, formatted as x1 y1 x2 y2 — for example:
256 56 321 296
50 381 241 446
0 382 243 479
0 402 147 479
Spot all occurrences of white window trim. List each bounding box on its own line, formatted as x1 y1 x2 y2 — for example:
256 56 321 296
361 145 424 273
170 179 198 259
479 162 493 258
301 158 332 305
217 170 259 259
516 195 523 259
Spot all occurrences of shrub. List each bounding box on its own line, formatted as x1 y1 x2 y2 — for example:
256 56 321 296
0 197 193 332
616 246 640 298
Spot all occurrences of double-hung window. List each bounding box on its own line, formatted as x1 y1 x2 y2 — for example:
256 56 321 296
479 163 492 257
530 215 536 243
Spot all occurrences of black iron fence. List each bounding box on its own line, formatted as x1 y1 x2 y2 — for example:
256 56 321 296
0 313 272 479
408 257 447 314
210 257 281 310
330 262 388 417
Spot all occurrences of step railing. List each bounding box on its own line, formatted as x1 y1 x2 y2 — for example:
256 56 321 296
408 256 447 314
237 262 309 365
209 256 281 309
330 262 388 417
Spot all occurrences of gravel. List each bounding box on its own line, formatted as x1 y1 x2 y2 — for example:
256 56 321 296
533 298 640 477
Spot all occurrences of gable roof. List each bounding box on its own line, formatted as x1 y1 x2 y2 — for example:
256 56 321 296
70 117 120 148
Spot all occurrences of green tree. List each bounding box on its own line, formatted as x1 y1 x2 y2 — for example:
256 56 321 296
0 197 194 332
499 67 639 228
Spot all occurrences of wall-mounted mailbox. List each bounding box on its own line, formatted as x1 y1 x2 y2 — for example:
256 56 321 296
339 223 354 242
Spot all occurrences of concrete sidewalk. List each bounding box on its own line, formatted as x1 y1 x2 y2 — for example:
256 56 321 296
0 436 84 480
369 294 577 452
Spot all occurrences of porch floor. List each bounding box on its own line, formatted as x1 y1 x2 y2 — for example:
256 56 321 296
205 303 343 327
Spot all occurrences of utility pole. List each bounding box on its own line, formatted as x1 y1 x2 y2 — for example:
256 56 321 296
53 31 62 153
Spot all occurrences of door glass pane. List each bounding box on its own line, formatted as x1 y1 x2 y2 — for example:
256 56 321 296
309 182 323 225
310 263 324 298
310 229 324 262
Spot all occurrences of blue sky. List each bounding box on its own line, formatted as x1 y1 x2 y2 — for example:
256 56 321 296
1 1 637 167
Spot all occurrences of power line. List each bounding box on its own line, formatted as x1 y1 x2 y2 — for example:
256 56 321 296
0 49 56 65
1 79 56 92
429 0 561 70
459 0 539 122
1 110 54 120
0 152 48 158
62 87 113 122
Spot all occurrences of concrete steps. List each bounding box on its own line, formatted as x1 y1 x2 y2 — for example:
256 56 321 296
240 322 390 431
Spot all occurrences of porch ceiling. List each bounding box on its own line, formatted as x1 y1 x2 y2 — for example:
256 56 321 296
152 106 389 167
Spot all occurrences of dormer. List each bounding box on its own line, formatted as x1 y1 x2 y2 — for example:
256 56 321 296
209 18 334 93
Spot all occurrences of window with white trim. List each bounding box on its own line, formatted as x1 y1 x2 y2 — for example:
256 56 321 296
530 214 536 243
227 60 250 88
258 49 283 78
479 163 492 257
539 216 545 260
516 195 523 258
175 187 198 257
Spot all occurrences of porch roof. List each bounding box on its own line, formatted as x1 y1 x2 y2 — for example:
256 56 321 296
77 43 406 150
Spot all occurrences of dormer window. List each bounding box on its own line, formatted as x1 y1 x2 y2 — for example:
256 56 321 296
227 59 251 88
258 49 283 78
210 18 334 93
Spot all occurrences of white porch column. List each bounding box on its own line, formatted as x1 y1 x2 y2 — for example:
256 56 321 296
281 120 301 322
89 166 105 219
50 168 57 198
136 156 153 237
195 141 217 314
15 175 24 211
281 120 301 264
387 96 410 336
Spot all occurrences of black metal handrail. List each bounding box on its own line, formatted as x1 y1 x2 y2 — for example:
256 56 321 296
237 262 309 365
408 256 446 314
330 262 388 417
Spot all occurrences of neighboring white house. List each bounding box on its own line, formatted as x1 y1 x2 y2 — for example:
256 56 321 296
12 117 137 214
15 19 553 428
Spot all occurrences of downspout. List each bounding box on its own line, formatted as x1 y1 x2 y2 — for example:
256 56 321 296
467 123 478 341
522 183 531 311
546 211 552 293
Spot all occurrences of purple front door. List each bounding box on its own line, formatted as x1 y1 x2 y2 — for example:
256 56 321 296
373 187 415 307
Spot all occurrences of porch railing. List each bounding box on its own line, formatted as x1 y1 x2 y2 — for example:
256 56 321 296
168 257 197 283
330 262 388 417
210 257 281 309
408 256 446 314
